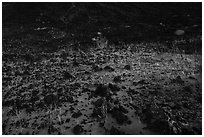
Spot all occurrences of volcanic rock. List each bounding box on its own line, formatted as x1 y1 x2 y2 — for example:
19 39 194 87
92 98 107 119
95 84 110 97
104 66 114 72
44 93 58 107
92 65 102 72
66 96 74 103
136 79 149 85
63 72 75 79
72 111 82 118
108 83 120 93
72 125 84 135
171 76 184 84
110 108 130 125
113 76 122 83
124 64 131 70
117 105 129 114
109 126 125 135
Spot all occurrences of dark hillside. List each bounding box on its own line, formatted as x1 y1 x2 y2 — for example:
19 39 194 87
3 2 202 43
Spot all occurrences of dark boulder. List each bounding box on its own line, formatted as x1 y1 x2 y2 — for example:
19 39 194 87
148 119 171 134
66 96 74 103
117 105 129 114
135 79 149 85
113 76 122 83
171 76 184 84
72 125 84 135
110 108 130 125
108 83 120 93
104 66 114 72
124 64 131 70
109 126 125 135
95 84 110 97
23 70 30 76
92 65 103 72
65 118 70 123
72 111 82 118
63 72 75 79
181 127 195 135
92 97 107 119
44 93 58 107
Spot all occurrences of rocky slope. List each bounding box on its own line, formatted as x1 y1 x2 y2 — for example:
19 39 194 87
2 2 202 135
2 30 202 134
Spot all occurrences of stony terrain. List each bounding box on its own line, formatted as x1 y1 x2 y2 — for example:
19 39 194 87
2 26 202 135
2 3 202 135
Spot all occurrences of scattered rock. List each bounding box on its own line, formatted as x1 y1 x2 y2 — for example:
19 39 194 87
31 90 39 96
44 93 58 107
181 127 195 135
15 70 21 76
99 121 105 127
72 111 82 118
117 105 129 114
92 98 107 119
57 87 64 94
192 123 202 135
113 76 122 83
94 98 105 106
48 125 58 134
23 54 35 62
188 76 196 80
72 125 84 135
82 87 93 93
66 96 74 103
134 79 149 85
63 71 75 79
133 81 138 86
25 131 30 135
3 98 15 107
171 76 184 84
104 66 114 72
23 70 30 75
110 108 130 125
108 83 120 93
70 106 75 112
84 70 91 74
73 58 79 66
128 87 138 94
183 85 193 94
72 82 81 89
122 86 126 89
109 126 125 135
170 59 174 62
113 99 120 105
65 118 70 123
167 102 176 109
95 84 110 97
148 119 171 134
92 65 102 72
124 64 131 70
